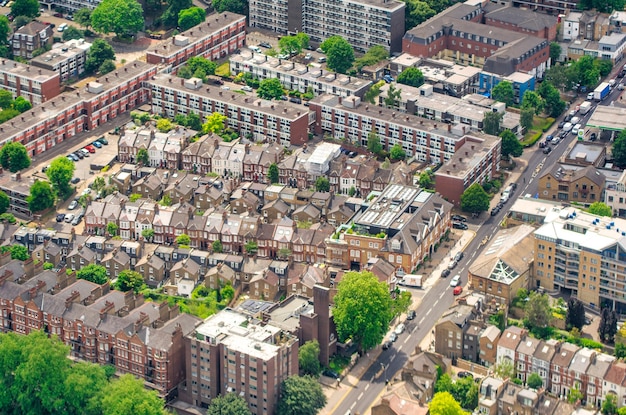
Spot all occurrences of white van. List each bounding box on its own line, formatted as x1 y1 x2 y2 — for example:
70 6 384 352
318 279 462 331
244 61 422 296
57 23 68 32
249 45 262 53
570 116 580 125
562 122 573 132
572 123 582 135
609 79 617 88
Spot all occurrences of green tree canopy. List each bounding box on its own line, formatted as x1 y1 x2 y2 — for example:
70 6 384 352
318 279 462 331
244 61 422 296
279 33 309 56
0 190 8 214
62 26 84 41
580 0 625 15
13 96 32 113
460 183 490 213
0 89 12 109
212 239 223 253
113 270 145 293
419 170 434 189
520 107 534 132
298 340 321 376
91 0 144 38
0 16 9 55
566 297 586 331
268 163 279 184
549 42 561 63
76 264 109 285
11 0 39 18
141 228 154 240
136 148 149 166
483 111 503 136
390 143 406 160
106 222 118 236
27 180 55 212
493 359 515 380
1 244 30 260
74 7 92 28
315 176 330 192
99 60 116 75
257 78 284 100
363 82 382 104
599 307 618 343
100 374 166 415
588 201 613 217
333 271 393 351
186 56 216 77
429 391 465 415
178 6 205 31
602 393 618 415
163 0 192 26
397 67 425 88
321 36 354 74
354 45 388 71
383 83 402 107
212 0 248 15
202 112 227 135
46 156 75 199
0 141 31 172
500 130 523 159
527 373 543 389
538 81 566 118
525 291 551 330
491 81 515 106
521 90 544 115
367 131 383 155
85 39 116 74
403 0 436 30
176 233 191 246
156 118 174 133
276 375 326 415
613 129 626 168
207 393 252 415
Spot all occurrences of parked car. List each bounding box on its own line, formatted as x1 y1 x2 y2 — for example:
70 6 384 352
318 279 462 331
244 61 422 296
590 132 597 141
452 222 468 230
457 371 472 379
322 369 340 380
41 165 50 173
407 310 416 320
91 141 102 148
56 213 66 222
451 214 466 222
316 47 324 53
383 74 394 83
81 188 91 196
543 146 552 155
382 340 393 350
450 274 461 287
558 121 565 129
448 260 457 270
491 207 500 216
85 145 96 153
395 323 405 334
551 137 560 145
389 332 398 342
79 148 90 157
241 85 253 92
57 23 67 32
67 153 78 161
68 200 78 210
64 213 74 223
454 252 464 262
70 177 80 184
73 151 84 159
97 137 108 145
259 42 271 48
71 213 84 226
289 97 302 104
441 269 450 278
453 286 463 295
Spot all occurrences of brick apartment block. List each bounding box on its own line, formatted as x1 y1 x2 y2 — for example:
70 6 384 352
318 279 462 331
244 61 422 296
0 61 156 158
0 58 60 105
146 13 246 68
149 75 311 146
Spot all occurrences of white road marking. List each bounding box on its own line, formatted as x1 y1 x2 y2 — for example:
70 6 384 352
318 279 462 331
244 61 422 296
365 384 370 391
358 392 364 400
470 252 476 259
434 299 439 307
350 402 356 410
426 309 431 315
397 345 402 351
404 336 410 344
419 317 425 324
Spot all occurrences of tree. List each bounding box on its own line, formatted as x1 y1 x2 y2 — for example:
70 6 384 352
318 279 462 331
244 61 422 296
178 6 205 31
13 15 33 30
0 141 31 172
538 81 566 118
460 183 490 213
203 112 227 135
185 112 202 131
403 0 436 30
113 270 145 293
298 340 321 376
321 36 354 74
613 129 626 168
207 393 252 415
0 16 9 57
493 359 515 380
62 26 84 41
244 240 257 254
141 228 154 241
76 264 109 285
11 0 39 18
526 291 551 329
99 60 116 75
85 39 116 74
419 170 434 189
268 163 279 184
13 96 32 113
546 64 576 92
279 33 309 56
599 307 618 343
163 0 191 26
483 111 503 135
74 7 92 28
276 375 326 415
100 374 165 415
363 82 382 104
435 373 454 393
315 177 330 192
0 89 12 109
500 130 523 159
212 239 223 253
567 382 584 404
491 81 515 106
212 0 248 15
0 190 8 214
397 67 425 88
527 373 543 389
1 244 30 260
136 148 149 166
390 143 406 160
63 362 108 415
91 0 144 38
176 233 191 246
566 297 586 331
333 271 393 351
521 91 544 115
367 131 383 155
588 201 613 217
257 78 284 100
46 156 76 199
383 83 402 108
156 118 174 133
27 180 55 212
429 392 465 415
602 392 618 415
106 222 118 236
549 42 561 63
519 107 534 132
43 262 54 270
354 45 388 71
596 59 613 77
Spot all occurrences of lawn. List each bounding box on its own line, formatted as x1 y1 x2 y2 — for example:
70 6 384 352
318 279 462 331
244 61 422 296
215 62 230 77
520 116 555 147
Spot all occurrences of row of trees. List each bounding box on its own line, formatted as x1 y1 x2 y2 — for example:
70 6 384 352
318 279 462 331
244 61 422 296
0 89 33 125
546 55 613 92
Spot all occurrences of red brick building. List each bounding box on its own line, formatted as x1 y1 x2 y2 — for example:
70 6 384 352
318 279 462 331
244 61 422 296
0 58 60 105
146 12 246 68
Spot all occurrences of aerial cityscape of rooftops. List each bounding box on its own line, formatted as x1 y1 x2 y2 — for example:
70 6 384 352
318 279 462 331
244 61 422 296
2 0 626 413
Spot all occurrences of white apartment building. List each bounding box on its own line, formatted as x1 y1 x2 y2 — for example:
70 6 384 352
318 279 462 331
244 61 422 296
31 38 92 82
605 169 626 218
229 51 372 97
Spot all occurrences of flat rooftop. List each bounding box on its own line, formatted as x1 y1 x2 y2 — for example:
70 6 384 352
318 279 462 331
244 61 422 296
31 38 91 68
356 184 431 229
0 58 59 81
337 0 405 11
151 74 308 121
587 105 626 131
435 134 501 179
565 142 605 164
147 12 245 58
232 51 372 93
266 295 314 332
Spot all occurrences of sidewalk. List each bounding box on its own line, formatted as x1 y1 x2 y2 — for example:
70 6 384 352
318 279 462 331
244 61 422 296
319 228 477 415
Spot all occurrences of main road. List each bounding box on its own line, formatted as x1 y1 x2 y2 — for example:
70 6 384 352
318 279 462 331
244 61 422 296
330 85 611 415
